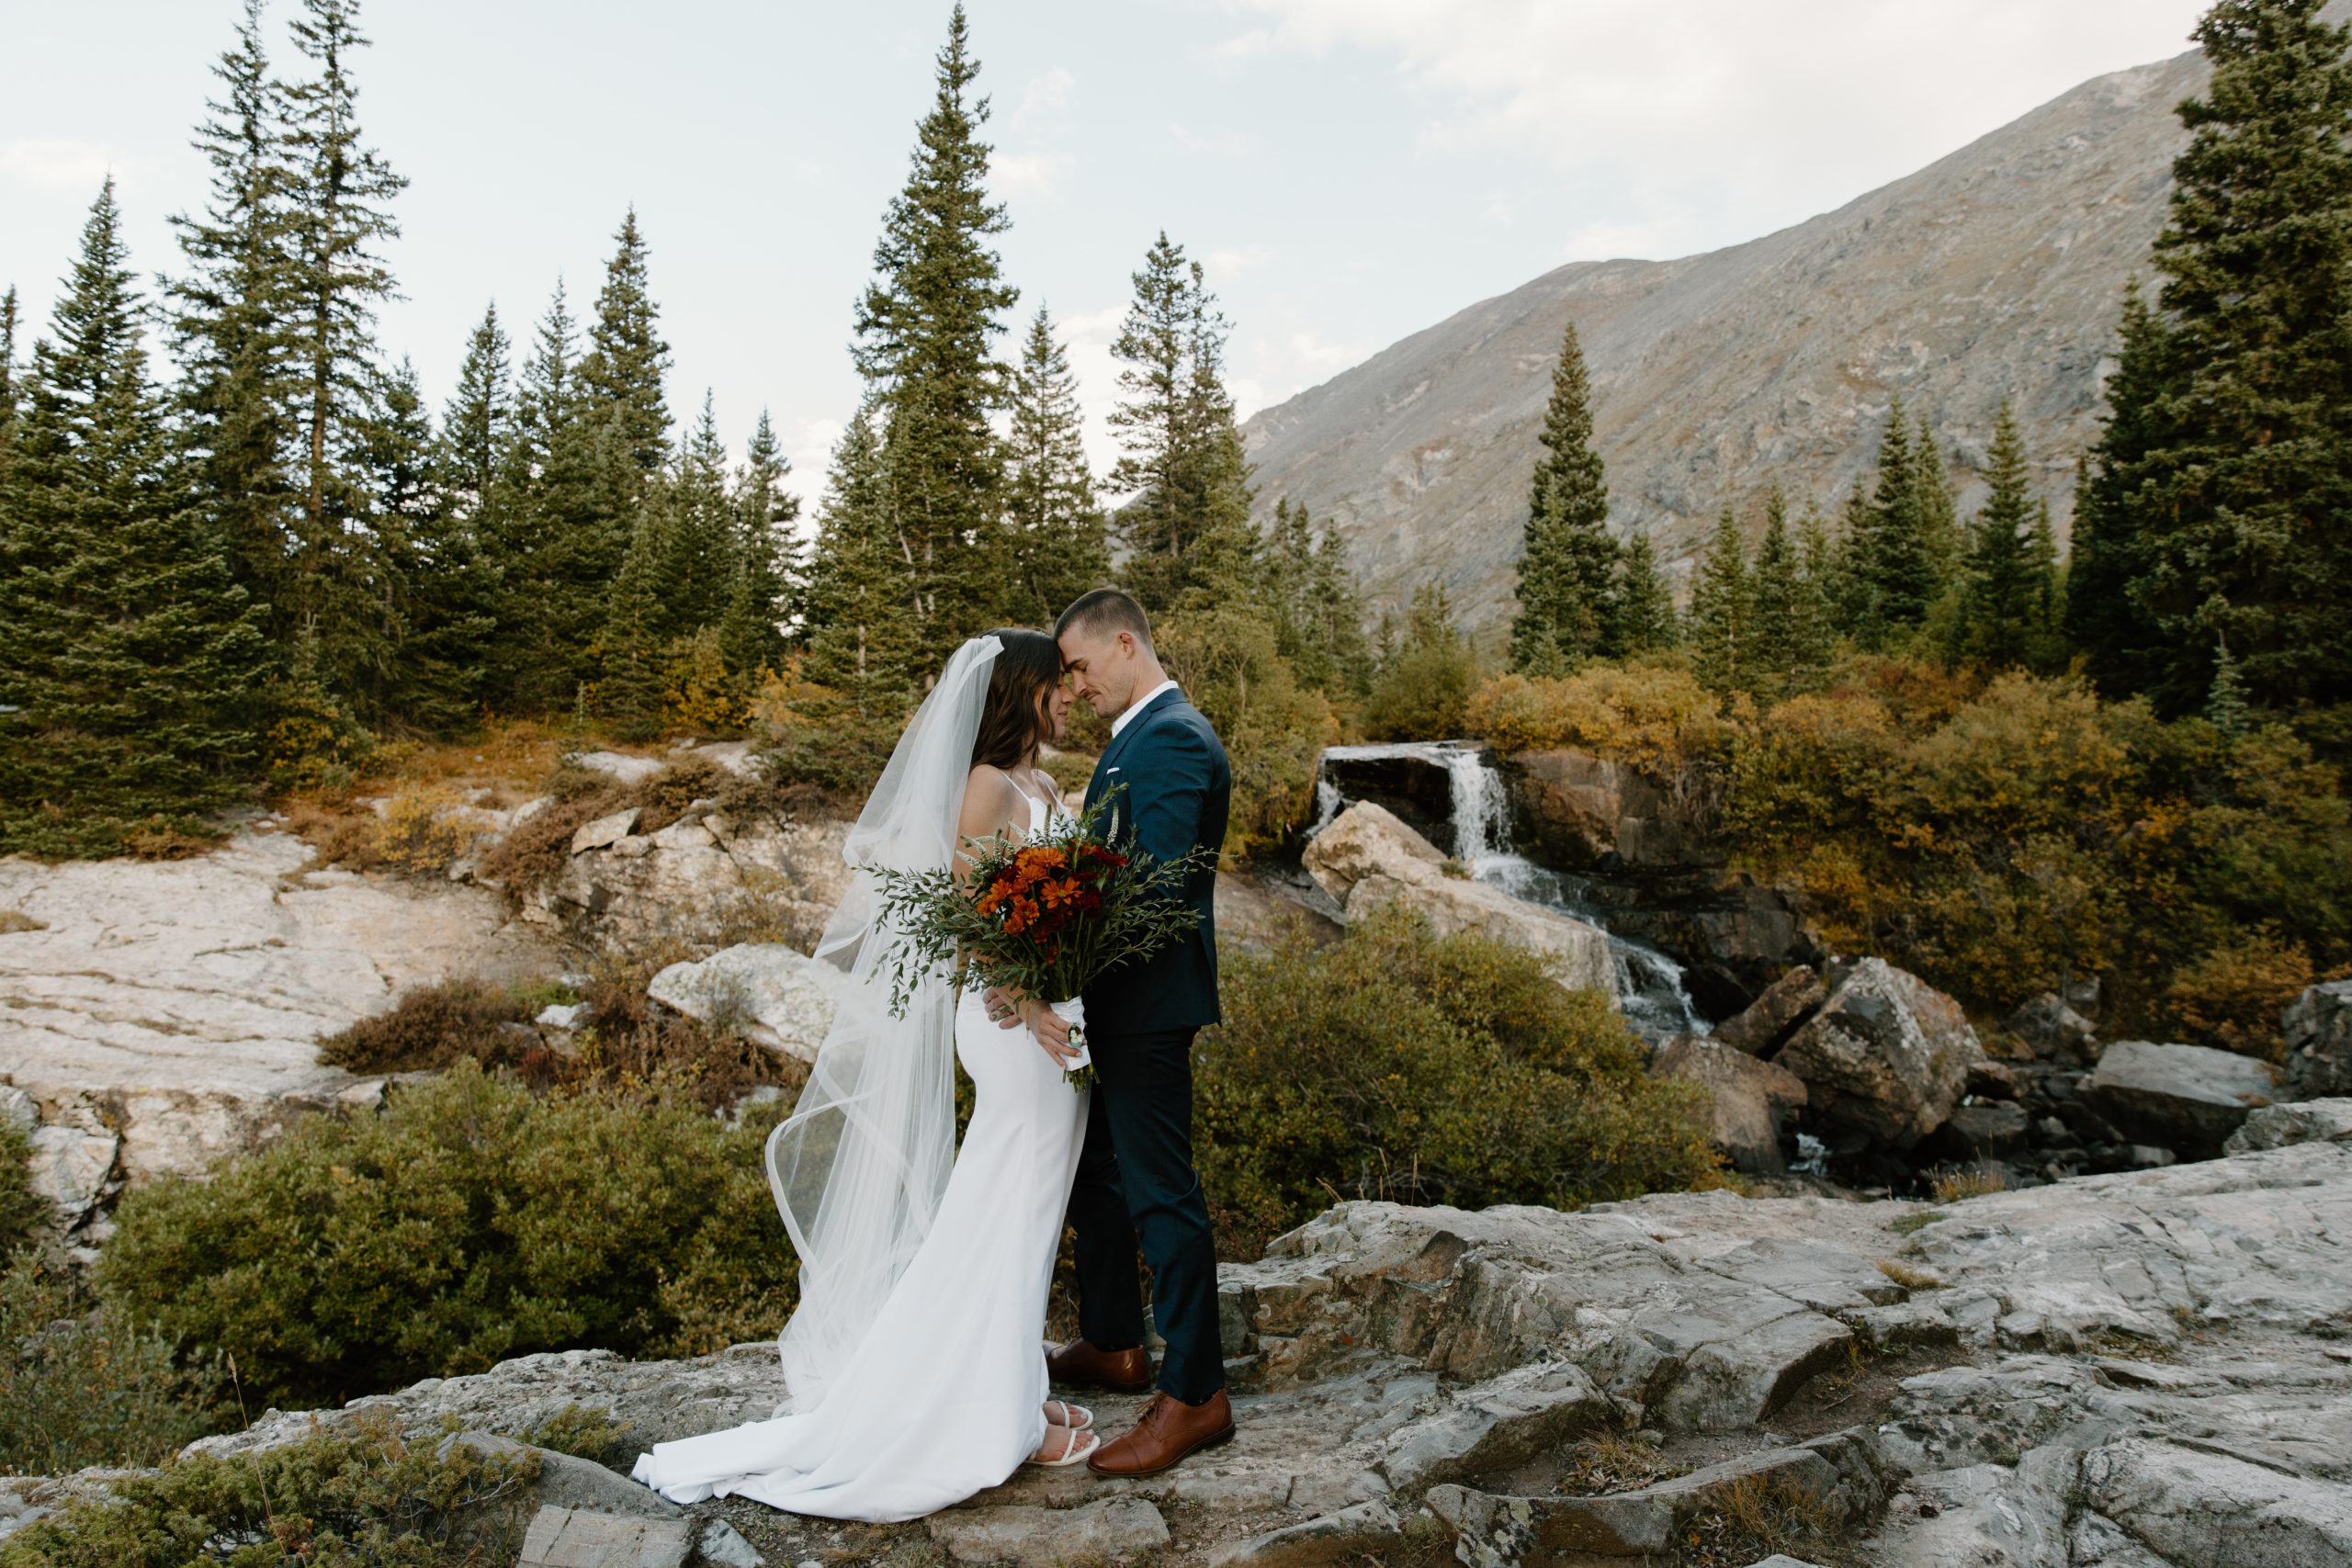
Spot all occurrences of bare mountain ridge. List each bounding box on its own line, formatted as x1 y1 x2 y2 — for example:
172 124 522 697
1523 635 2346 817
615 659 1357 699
1240 36 2224 628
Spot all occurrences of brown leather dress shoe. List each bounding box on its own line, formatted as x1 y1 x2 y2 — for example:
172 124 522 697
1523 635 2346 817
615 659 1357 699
1045 1338 1153 1393
1087 1390 1236 1477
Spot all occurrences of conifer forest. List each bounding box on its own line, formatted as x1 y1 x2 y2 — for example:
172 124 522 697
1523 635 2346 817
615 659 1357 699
6 0 2352 1043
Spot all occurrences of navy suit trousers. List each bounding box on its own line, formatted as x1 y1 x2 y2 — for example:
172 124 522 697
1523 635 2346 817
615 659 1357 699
1067 1025 1225 1404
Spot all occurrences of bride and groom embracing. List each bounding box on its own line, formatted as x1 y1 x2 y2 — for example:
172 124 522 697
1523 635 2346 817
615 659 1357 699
632 588 1237 1523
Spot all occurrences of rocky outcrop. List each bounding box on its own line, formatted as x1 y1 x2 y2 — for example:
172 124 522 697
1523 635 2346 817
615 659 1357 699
525 809 854 956
0 829 560 1190
2227 1096 2352 1154
2284 978 2352 1100
2086 1040 2278 1160
2006 991 2102 1064
1773 958 1986 1154
1504 748 1711 871
1653 1035 1808 1176
1302 803 1615 1000
1712 964 1824 1056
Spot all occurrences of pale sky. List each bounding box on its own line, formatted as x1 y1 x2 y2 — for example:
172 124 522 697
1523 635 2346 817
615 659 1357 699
3 0 2211 502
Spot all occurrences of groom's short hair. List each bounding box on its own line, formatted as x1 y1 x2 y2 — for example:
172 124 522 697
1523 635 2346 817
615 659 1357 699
1056 588 1154 652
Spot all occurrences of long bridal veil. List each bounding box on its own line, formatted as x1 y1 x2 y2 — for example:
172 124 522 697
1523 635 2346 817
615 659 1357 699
764 635 1002 1413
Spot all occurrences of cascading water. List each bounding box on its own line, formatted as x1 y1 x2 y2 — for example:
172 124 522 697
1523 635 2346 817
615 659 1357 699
1421 747 1707 1040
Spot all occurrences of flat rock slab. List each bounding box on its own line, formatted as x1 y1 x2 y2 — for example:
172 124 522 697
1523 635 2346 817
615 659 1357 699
1211 1500 1402 1567
520 1505 692 1568
0 830 558 1180
648 944 842 1064
927 1497 1169 1567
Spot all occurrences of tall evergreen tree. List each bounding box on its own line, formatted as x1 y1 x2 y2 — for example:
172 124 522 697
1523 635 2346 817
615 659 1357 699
657 392 739 636
1613 527 1679 653
1510 317 1619 671
1001 305 1106 624
278 0 408 706
2086 0 2352 709
439 302 510 511
376 355 491 729
2066 289 2171 696
0 287 20 479
1859 398 1938 632
718 409 798 679
1256 498 1368 695
1959 400 2048 668
0 183 267 853
1793 500 1838 667
168 0 300 615
800 398 920 725
1688 505 1751 694
1109 231 1253 613
1913 412 1962 594
1748 488 1802 692
575 209 672 477
854 3 1018 655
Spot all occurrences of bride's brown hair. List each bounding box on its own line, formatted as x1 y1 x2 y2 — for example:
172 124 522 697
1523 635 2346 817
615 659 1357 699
971 628 1065 771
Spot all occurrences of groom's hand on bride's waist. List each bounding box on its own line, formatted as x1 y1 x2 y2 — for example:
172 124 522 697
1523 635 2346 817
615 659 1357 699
984 986 1078 1063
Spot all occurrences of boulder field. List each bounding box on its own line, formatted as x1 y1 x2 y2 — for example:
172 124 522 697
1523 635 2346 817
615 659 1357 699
9 1115 2346 1566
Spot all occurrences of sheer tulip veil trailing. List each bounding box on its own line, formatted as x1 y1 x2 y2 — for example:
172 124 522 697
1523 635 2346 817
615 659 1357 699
630 635 1092 1521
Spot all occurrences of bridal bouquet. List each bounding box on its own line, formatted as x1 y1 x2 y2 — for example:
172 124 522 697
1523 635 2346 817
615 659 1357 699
872 787 1211 1089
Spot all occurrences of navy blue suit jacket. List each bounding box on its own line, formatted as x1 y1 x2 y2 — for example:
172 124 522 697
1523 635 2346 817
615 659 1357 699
1080 686 1229 1035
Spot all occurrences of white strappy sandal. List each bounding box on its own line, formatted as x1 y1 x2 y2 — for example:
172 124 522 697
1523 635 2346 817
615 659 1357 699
1030 1426 1101 1467
1042 1400 1094 1431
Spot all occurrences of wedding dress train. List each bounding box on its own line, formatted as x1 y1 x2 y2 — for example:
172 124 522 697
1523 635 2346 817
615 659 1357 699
632 787 1088 1522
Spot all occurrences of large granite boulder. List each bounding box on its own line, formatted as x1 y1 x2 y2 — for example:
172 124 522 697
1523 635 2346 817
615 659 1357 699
647 943 843 1063
2005 990 2100 1063
2087 1040 2278 1158
1303 803 1615 1000
2283 977 2352 1100
2225 1096 2352 1153
527 812 853 954
1711 964 1825 1056
1503 747 1709 869
1653 1035 1808 1176
1772 959 1986 1152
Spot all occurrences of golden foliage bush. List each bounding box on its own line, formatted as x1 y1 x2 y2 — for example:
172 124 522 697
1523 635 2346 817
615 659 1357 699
2161 934 2343 1060
1195 904 1720 1258
1466 664 1736 772
374 787 470 875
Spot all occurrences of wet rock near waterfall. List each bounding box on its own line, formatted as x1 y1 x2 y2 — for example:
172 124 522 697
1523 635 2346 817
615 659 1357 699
1500 747 1713 871
2086 1040 2278 1160
1651 1035 1808 1176
1301 803 1615 999
2283 977 2352 1100
1772 958 1986 1156
1528 869 1822 1013
1711 964 1825 1056
1315 742 1489 857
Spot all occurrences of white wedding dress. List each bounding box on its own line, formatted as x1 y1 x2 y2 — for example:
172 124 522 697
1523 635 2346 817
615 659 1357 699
633 784 1090 1522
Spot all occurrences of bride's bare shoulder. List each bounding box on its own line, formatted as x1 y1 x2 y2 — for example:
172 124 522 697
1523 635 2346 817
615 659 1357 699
958 764 1023 836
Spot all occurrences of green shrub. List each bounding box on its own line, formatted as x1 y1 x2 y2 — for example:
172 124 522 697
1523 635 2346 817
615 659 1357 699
1 1245 226 1475
1159 604 1338 852
0 1411 537 1567
0 1120 49 1257
97 1062 798 1410
1195 904 1721 1258
316 981 537 1076
1364 589 1482 743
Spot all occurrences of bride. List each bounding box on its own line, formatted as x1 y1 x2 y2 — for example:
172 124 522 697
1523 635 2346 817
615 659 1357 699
632 630 1103 1520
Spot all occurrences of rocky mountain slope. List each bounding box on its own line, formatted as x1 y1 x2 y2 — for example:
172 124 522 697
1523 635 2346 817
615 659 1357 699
1240 32 2223 628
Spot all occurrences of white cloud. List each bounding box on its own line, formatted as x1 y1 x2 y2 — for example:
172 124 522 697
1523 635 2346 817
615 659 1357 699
1204 243 1272 278
0 139 117 193
1012 66 1077 123
994 152 1076 200
786 417 845 522
1214 0 2209 259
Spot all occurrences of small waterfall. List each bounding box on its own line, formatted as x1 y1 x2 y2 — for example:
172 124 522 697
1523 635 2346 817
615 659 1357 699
1306 779 1343 840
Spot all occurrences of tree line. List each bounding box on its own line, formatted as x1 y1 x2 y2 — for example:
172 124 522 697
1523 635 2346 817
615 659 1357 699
1510 0 2352 726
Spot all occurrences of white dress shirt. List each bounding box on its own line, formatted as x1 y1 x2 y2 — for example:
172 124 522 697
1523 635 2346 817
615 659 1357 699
1110 679 1182 739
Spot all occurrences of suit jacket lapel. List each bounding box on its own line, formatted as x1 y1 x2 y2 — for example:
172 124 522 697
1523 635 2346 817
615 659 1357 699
1088 686 1181 819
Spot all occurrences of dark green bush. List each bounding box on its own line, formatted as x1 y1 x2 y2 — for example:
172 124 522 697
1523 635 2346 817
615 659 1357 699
97 1061 798 1409
316 981 537 1076
0 1120 48 1256
0 1412 537 1567
0 1245 226 1475
1195 904 1721 1258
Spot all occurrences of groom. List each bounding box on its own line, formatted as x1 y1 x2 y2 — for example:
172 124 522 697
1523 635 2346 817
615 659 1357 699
1003 588 1235 1475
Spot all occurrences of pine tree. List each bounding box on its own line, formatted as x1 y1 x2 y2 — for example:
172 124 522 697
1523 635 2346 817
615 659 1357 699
1959 400 2045 668
657 392 739 636
0 287 20 479
575 209 673 477
1689 505 1751 694
800 398 920 727
1614 526 1679 653
2066 287 2171 696
439 302 510 511
1510 317 1620 670
600 503 669 739
1109 231 1254 613
376 355 492 729
1001 305 1106 624
1860 398 1938 632
1793 500 1838 667
1256 498 1368 695
2091 0 2352 710
854 3 1018 654
719 409 798 679
167 0 300 615
1913 412 1962 594
2207 634 2251 735
2026 496 2061 632
278 0 408 707
0 183 267 853
1306 518 1374 697
1748 488 1802 692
